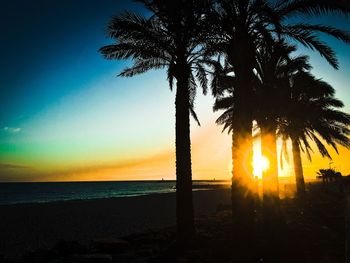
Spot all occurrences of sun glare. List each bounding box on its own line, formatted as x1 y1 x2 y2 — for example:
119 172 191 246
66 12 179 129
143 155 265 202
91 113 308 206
253 155 270 178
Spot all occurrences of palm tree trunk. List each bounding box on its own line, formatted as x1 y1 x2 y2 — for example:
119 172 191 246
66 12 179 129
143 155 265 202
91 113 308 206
230 71 254 218
261 125 281 254
226 29 256 260
230 123 255 260
261 125 279 197
228 31 254 191
175 67 194 241
292 137 305 195
229 40 255 258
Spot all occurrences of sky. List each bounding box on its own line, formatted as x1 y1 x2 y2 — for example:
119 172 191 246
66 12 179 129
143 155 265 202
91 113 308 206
0 0 349 182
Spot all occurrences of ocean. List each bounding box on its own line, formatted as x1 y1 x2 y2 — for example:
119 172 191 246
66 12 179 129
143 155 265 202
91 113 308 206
0 180 229 205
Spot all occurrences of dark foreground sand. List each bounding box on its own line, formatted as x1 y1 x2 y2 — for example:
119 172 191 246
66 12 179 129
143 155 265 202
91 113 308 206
1 183 348 262
0 189 231 258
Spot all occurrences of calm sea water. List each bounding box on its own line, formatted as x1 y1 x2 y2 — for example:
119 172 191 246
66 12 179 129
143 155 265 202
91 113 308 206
0 180 229 205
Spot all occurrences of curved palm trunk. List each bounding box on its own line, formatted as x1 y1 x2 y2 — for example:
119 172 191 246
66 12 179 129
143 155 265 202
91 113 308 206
175 68 194 241
261 126 279 197
292 137 305 195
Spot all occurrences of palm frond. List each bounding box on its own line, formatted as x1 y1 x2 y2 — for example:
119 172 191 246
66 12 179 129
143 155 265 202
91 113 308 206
195 63 208 95
300 133 313 161
289 23 350 44
190 106 201 126
213 96 234 112
167 62 176 91
277 0 350 18
284 27 339 68
311 133 332 159
99 42 170 61
119 58 167 77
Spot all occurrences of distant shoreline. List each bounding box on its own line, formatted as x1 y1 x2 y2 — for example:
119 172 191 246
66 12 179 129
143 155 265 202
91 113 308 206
0 178 326 206
0 177 321 184
0 179 231 184
0 178 323 206
0 180 230 206
0 186 229 207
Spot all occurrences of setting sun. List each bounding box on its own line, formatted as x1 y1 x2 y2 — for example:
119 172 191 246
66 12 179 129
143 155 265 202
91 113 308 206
253 154 270 178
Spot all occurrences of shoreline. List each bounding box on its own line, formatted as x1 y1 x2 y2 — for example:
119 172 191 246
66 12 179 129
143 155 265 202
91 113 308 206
0 186 227 207
0 179 231 184
0 181 230 206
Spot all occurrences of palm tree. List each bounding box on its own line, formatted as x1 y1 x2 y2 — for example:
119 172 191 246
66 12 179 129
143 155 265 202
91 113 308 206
317 168 342 184
209 0 350 197
278 71 350 195
207 4 350 248
99 0 211 240
212 41 308 203
254 41 312 197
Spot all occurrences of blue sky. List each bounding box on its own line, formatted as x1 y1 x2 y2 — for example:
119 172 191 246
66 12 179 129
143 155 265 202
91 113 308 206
1 0 139 126
0 0 349 181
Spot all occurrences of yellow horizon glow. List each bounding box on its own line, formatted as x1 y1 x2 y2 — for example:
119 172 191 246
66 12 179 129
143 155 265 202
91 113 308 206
1 112 349 182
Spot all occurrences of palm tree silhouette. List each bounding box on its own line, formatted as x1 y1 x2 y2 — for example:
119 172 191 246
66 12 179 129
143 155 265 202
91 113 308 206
99 0 211 240
211 41 308 193
254 41 311 197
207 3 350 247
209 0 350 193
278 71 350 195
317 168 342 184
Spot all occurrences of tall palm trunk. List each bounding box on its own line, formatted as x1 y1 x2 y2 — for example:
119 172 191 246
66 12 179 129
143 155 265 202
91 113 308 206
229 29 255 196
230 65 254 208
291 136 305 195
231 102 254 188
229 30 255 257
261 125 279 197
175 65 194 241
261 125 282 261
230 70 255 260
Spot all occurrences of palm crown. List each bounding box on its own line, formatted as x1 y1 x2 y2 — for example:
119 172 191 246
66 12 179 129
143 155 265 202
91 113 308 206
99 0 211 124
279 71 350 161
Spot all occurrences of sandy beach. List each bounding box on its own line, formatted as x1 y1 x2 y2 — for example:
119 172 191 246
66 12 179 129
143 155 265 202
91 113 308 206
0 188 231 258
0 183 347 262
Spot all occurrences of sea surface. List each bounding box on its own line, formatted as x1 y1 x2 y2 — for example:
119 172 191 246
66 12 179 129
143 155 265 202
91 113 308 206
0 180 229 205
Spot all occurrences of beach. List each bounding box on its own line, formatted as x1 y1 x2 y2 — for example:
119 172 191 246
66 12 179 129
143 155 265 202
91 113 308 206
0 183 348 262
0 188 231 259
